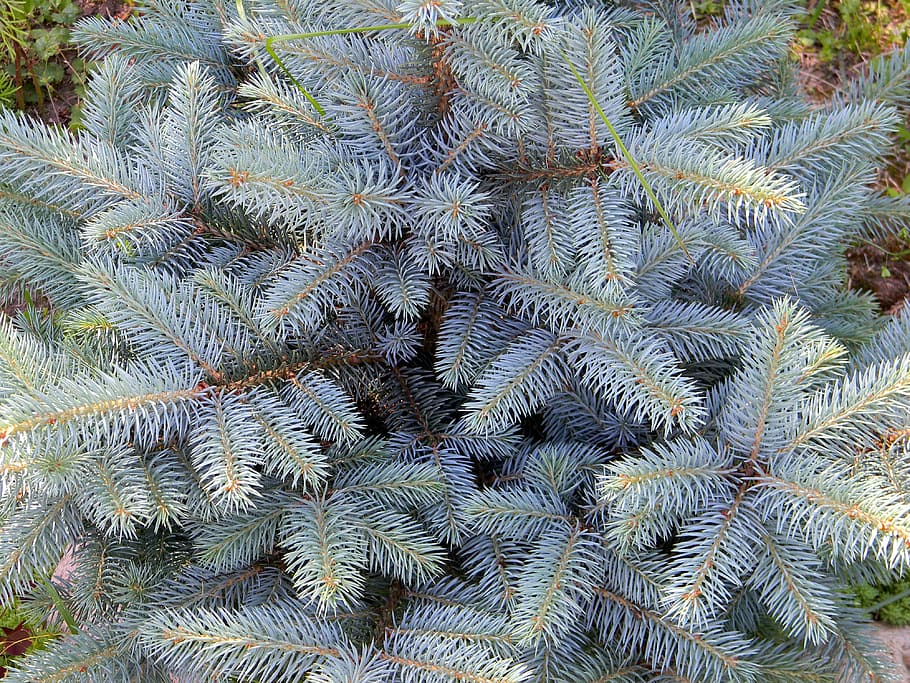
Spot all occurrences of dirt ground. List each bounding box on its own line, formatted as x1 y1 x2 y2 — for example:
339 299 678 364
874 623 910 681
795 3 910 313
848 239 910 314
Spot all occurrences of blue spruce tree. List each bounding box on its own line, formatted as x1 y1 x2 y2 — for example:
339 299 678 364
2 0 910 680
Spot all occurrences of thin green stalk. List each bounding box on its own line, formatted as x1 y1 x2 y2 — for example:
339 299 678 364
562 53 691 260
806 0 828 29
263 17 479 117
39 576 78 634
260 16 688 259
235 0 268 78
866 585 910 615
856 236 910 259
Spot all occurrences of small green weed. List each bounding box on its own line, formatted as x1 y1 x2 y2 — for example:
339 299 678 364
690 0 725 19
0 601 57 677
855 580 910 626
0 0 88 114
0 72 15 107
798 0 910 62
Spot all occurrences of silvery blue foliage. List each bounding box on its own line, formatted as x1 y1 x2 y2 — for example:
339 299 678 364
1 0 910 680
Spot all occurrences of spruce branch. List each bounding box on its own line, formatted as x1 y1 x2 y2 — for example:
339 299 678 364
2 1 908 680
263 17 480 116
562 52 690 260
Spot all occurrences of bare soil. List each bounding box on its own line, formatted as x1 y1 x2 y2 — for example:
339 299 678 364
26 0 131 125
874 623 910 682
848 238 910 314
796 2 910 313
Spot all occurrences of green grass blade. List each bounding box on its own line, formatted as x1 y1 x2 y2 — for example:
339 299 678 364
39 576 78 635
259 18 691 261
263 17 478 118
562 52 692 261
235 0 269 79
